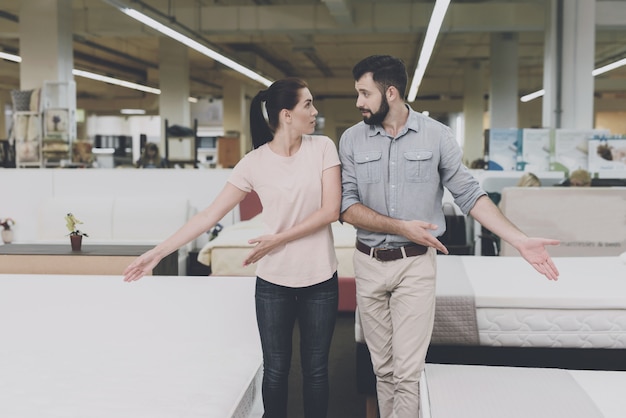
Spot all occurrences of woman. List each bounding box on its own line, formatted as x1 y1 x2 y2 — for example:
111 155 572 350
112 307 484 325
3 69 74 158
136 142 168 168
568 168 592 187
123 77 341 418
516 172 541 187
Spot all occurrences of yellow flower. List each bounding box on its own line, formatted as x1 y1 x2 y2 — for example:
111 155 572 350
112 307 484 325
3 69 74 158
65 213 88 237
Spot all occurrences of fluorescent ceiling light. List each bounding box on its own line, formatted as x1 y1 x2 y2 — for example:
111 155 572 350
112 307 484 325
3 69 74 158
592 57 626 76
522 57 626 102
520 89 546 103
120 108 146 115
407 0 450 102
6 56 198 100
92 148 116 154
0 51 21 62
72 69 161 94
73 69 197 101
118 7 273 87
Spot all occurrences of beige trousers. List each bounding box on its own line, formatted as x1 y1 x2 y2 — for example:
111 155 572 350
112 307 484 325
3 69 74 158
354 247 437 418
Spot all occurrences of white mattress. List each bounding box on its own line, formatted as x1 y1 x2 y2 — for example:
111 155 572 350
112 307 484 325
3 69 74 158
0 274 263 418
457 256 626 348
355 255 626 348
198 215 357 278
421 364 626 418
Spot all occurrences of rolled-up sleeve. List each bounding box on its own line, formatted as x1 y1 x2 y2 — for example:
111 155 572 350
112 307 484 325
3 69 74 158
438 126 486 215
339 127 361 214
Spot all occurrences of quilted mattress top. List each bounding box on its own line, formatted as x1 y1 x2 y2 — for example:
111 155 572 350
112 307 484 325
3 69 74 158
457 255 626 309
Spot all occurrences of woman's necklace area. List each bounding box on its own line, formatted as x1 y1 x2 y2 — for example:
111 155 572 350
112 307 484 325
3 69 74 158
269 136 302 157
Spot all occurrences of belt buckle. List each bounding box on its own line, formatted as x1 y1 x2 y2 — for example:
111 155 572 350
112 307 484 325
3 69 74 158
372 247 385 262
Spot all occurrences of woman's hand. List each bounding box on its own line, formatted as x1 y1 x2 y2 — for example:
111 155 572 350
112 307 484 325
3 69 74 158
123 249 161 282
243 234 284 266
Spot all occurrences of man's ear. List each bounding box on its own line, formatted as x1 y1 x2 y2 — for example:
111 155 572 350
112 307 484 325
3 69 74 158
387 86 400 102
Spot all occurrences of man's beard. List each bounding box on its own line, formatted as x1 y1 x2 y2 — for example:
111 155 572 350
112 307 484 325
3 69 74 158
362 95 390 126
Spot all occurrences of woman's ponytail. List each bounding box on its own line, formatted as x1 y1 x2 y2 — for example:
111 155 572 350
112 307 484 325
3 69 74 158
250 89 273 149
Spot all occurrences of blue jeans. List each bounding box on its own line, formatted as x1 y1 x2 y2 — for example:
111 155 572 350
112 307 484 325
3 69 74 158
255 273 338 418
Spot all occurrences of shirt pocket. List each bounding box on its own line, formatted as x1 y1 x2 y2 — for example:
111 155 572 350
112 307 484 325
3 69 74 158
404 150 432 182
355 151 382 184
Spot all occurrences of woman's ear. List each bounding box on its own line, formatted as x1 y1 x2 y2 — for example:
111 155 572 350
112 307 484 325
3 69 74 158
280 108 291 123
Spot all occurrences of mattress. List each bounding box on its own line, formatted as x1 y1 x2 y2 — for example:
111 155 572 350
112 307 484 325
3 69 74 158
356 255 626 349
0 274 263 418
463 255 626 348
498 187 626 257
198 215 357 278
421 363 626 418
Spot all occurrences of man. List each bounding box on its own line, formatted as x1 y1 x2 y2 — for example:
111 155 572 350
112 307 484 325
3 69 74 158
338 55 560 418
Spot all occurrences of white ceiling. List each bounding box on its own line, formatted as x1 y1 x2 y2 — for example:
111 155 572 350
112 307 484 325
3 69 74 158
1 0 625 116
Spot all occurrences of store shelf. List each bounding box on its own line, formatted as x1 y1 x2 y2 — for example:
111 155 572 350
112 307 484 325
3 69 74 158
165 119 198 168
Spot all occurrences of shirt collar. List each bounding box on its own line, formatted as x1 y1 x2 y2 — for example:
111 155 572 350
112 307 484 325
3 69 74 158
367 104 421 138
404 104 421 133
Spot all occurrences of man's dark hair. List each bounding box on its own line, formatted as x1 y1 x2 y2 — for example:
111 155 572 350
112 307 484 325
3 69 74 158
352 55 408 98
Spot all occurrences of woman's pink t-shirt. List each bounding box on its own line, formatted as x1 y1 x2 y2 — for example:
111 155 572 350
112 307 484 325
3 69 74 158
227 135 340 287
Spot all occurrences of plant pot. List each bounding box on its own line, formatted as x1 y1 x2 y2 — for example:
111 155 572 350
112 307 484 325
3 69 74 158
1 229 13 244
70 234 83 251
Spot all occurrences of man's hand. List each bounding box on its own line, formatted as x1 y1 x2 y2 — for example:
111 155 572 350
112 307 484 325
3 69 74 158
515 237 560 281
469 195 560 280
340 203 449 254
402 220 449 255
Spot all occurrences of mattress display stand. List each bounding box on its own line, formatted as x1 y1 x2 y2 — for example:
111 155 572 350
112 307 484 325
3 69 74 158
0 243 177 276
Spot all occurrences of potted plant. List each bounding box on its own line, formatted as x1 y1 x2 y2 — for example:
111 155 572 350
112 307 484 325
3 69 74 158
65 213 88 251
1 217 15 244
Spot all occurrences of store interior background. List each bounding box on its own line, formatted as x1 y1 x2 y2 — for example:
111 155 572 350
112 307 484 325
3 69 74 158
1 0 625 169
1 4 625 417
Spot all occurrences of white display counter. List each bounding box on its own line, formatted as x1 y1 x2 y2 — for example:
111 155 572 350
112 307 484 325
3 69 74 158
421 363 626 418
0 274 262 418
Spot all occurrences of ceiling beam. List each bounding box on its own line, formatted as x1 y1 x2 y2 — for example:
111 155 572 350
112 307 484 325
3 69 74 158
322 0 353 26
66 3 546 38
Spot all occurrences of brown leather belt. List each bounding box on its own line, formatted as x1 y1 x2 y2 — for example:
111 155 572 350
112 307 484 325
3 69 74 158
356 240 428 262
